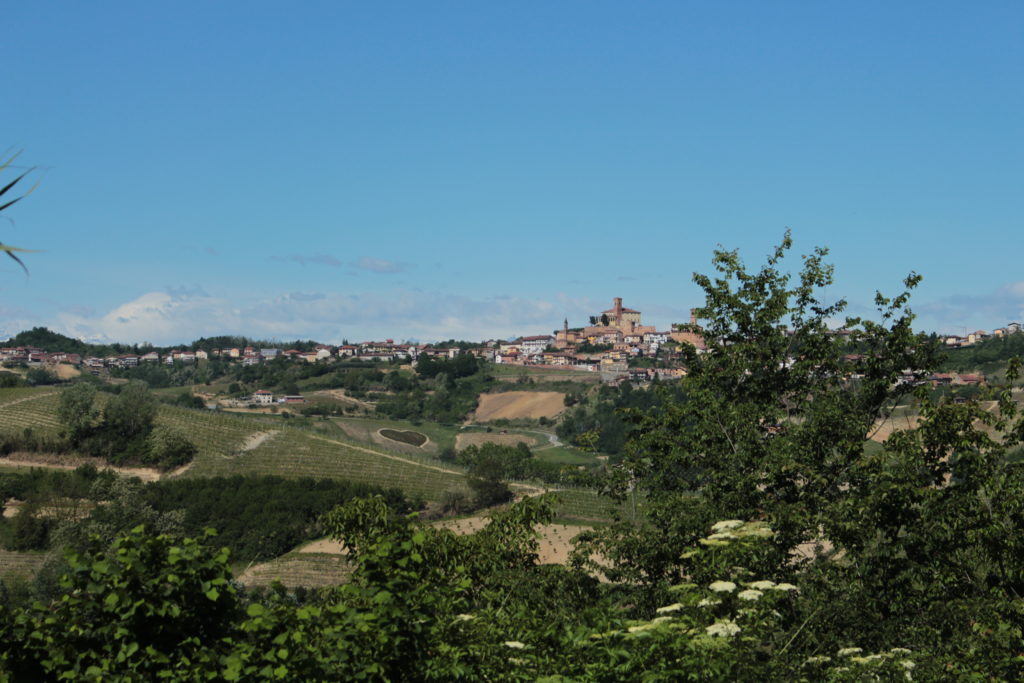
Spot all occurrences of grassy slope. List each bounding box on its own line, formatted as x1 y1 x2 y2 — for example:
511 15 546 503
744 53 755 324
0 549 49 582
237 552 353 588
0 387 626 519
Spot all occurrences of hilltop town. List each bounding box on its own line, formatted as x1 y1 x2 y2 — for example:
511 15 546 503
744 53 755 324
0 297 699 381
2 297 1021 391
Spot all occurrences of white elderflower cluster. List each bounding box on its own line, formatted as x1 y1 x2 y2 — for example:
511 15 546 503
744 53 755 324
708 580 736 593
705 620 741 637
737 589 763 601
655 603 684 614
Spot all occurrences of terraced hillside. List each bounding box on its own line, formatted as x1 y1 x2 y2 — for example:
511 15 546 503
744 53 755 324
180 428 468 501
0 549 49 582
0 387 627 514
0 387 470 501
0 388 63 436
237 551 353 588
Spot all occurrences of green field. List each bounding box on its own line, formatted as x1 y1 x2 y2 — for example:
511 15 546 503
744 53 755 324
547 487 645 525
181 428 467 501
0 388 64 436
0 549 49 582
457 425 548 450
534 445 596 466
0 387 631 518
238 551 353 588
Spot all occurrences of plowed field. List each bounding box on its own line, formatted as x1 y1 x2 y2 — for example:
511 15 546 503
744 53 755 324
473 391 565 422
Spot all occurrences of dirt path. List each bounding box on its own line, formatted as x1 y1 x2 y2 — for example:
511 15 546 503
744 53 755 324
303 433 545 495
312 389 375 409
239 430 278 452
0 454 163 481
0 391 58 408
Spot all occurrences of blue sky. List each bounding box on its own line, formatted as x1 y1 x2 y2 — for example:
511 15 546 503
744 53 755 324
2 1 1021 344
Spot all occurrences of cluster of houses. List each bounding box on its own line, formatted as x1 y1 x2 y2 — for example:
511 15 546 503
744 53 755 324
248 390 305 405
0 347 82 366
5 309 1020 384
941 322 1021 348
491 298 705 372
0 341 481 371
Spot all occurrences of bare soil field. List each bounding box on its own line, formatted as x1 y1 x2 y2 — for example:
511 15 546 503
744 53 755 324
473 391 566 422
454 431 542 451
435 516 589 565
51 364 81 380
868 414 921 443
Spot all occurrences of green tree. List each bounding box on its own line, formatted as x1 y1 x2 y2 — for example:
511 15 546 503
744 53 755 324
102 381 157 441
24 367 58 386
1 527 238 680
56 381 98 443
145 426 198 470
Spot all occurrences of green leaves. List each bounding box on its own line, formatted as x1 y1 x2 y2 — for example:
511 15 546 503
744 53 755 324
0 151 40 275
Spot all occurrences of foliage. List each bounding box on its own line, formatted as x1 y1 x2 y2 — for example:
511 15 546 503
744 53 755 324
5 236 1024 678
140 475 415 563
56 380 98 442
0 371 24 388
940 330 1024 373
574 342 613 354
25 367 60 386
144 426 198 470
376 353 493 423
0 152 39 274
456 441 575 485
0 527 240 680
557 379 685 457
101 380 158 441
5 326 128 359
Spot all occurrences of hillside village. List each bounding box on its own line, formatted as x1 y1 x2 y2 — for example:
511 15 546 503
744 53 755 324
0 297 695 379
2 298 1021 391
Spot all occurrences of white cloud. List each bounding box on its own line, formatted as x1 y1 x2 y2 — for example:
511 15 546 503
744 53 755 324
353 257 409 274
48 288 594 345
271 254 342 267
916 281 1024 333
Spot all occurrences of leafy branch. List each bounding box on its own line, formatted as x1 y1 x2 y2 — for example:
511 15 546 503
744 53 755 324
0 151 41 274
